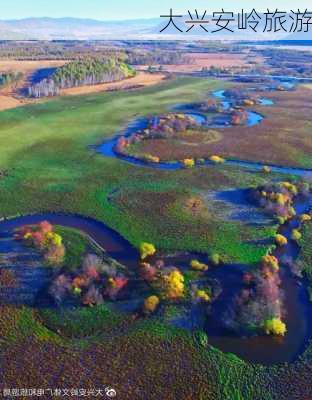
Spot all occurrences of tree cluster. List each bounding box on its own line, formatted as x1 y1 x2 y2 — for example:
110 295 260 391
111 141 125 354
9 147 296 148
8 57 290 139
28 57 135 97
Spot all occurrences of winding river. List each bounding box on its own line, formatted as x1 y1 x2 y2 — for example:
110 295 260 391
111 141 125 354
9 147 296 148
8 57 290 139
0 189 311 365
97 84 312 180
1 79 312 365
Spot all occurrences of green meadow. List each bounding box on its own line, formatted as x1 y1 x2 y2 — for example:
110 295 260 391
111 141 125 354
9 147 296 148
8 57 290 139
0 76 311 400
0 77 289 263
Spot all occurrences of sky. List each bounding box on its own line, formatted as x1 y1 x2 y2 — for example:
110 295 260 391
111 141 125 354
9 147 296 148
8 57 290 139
1 0 311 21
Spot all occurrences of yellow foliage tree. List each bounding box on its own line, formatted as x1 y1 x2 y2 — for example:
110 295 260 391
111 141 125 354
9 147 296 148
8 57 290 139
140 242 156 260
262 165 271 173
264 318 287 336
261 255 279 271
196 290 211 302
281 182 298 195
291 229 302 241
45 232 63 247
143 295 160 313
210 155 225 164
190 259 208 272
143 154 160 163
182 158 195 168
275 193 287 206
300 214 312 223
163 269 184 299
275 234 288 246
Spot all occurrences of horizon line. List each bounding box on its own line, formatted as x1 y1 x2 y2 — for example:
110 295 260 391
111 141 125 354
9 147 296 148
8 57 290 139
0 16 161 22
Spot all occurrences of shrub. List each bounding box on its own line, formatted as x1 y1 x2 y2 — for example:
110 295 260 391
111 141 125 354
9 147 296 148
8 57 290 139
84 265 101 281
163 269 184 299
210 155 225 164
276 216 286 225
30 230 46 249
46 232 63 247
275 234 288 246
82 286 104 306
264 318 287 336
289 206 296 217
72 276 88 289
231 110 248 125
49 274 72 303
261 255 279 271
276 193 288 206
139 262 157 282
38 221 53 234
193 330 209 348
281 181 298 195
190 259 208 272
262 165 271 173
243 99 255 106
143 295 160 314
49 252 129 305
231 248 285 334
182 158 195 168
142 154 160 163
209 253 221 266
83 254 104 272
73 287 82 296
140 242 156 260
105 276 129 299
44 244 65 265
300 214 312 223
18 221 65 266
253 181 301 221
291 229 302 241
196 290 211 302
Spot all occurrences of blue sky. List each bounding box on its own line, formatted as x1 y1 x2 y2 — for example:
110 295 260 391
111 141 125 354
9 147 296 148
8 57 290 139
1 0 311 20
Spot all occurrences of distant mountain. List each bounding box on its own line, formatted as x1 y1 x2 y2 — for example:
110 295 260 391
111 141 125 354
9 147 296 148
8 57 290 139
0 17 161 40
0 17 309 41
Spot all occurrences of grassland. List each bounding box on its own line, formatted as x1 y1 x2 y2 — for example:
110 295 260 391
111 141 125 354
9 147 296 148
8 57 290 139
60 71 166 96
0 298 311 400
124 84 312 168
0 76 311 399
139 51 252 73
54 226 101 271
0 59 165 111
0 76 282 264
298 221 312 300
0 303 273 400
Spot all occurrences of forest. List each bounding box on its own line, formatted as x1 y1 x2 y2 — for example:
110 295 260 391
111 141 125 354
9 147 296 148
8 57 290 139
126 49 190 65
0 71 23 87
28 57 135 97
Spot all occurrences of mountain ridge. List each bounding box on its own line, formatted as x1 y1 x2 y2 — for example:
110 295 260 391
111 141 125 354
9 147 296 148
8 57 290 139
0 16 309 40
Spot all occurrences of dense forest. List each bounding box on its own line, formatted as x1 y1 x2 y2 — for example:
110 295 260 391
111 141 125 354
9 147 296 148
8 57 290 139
126 49 190 65
0 41 232 61
260 48 312 77
0 41 125 60
28 58 136 97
